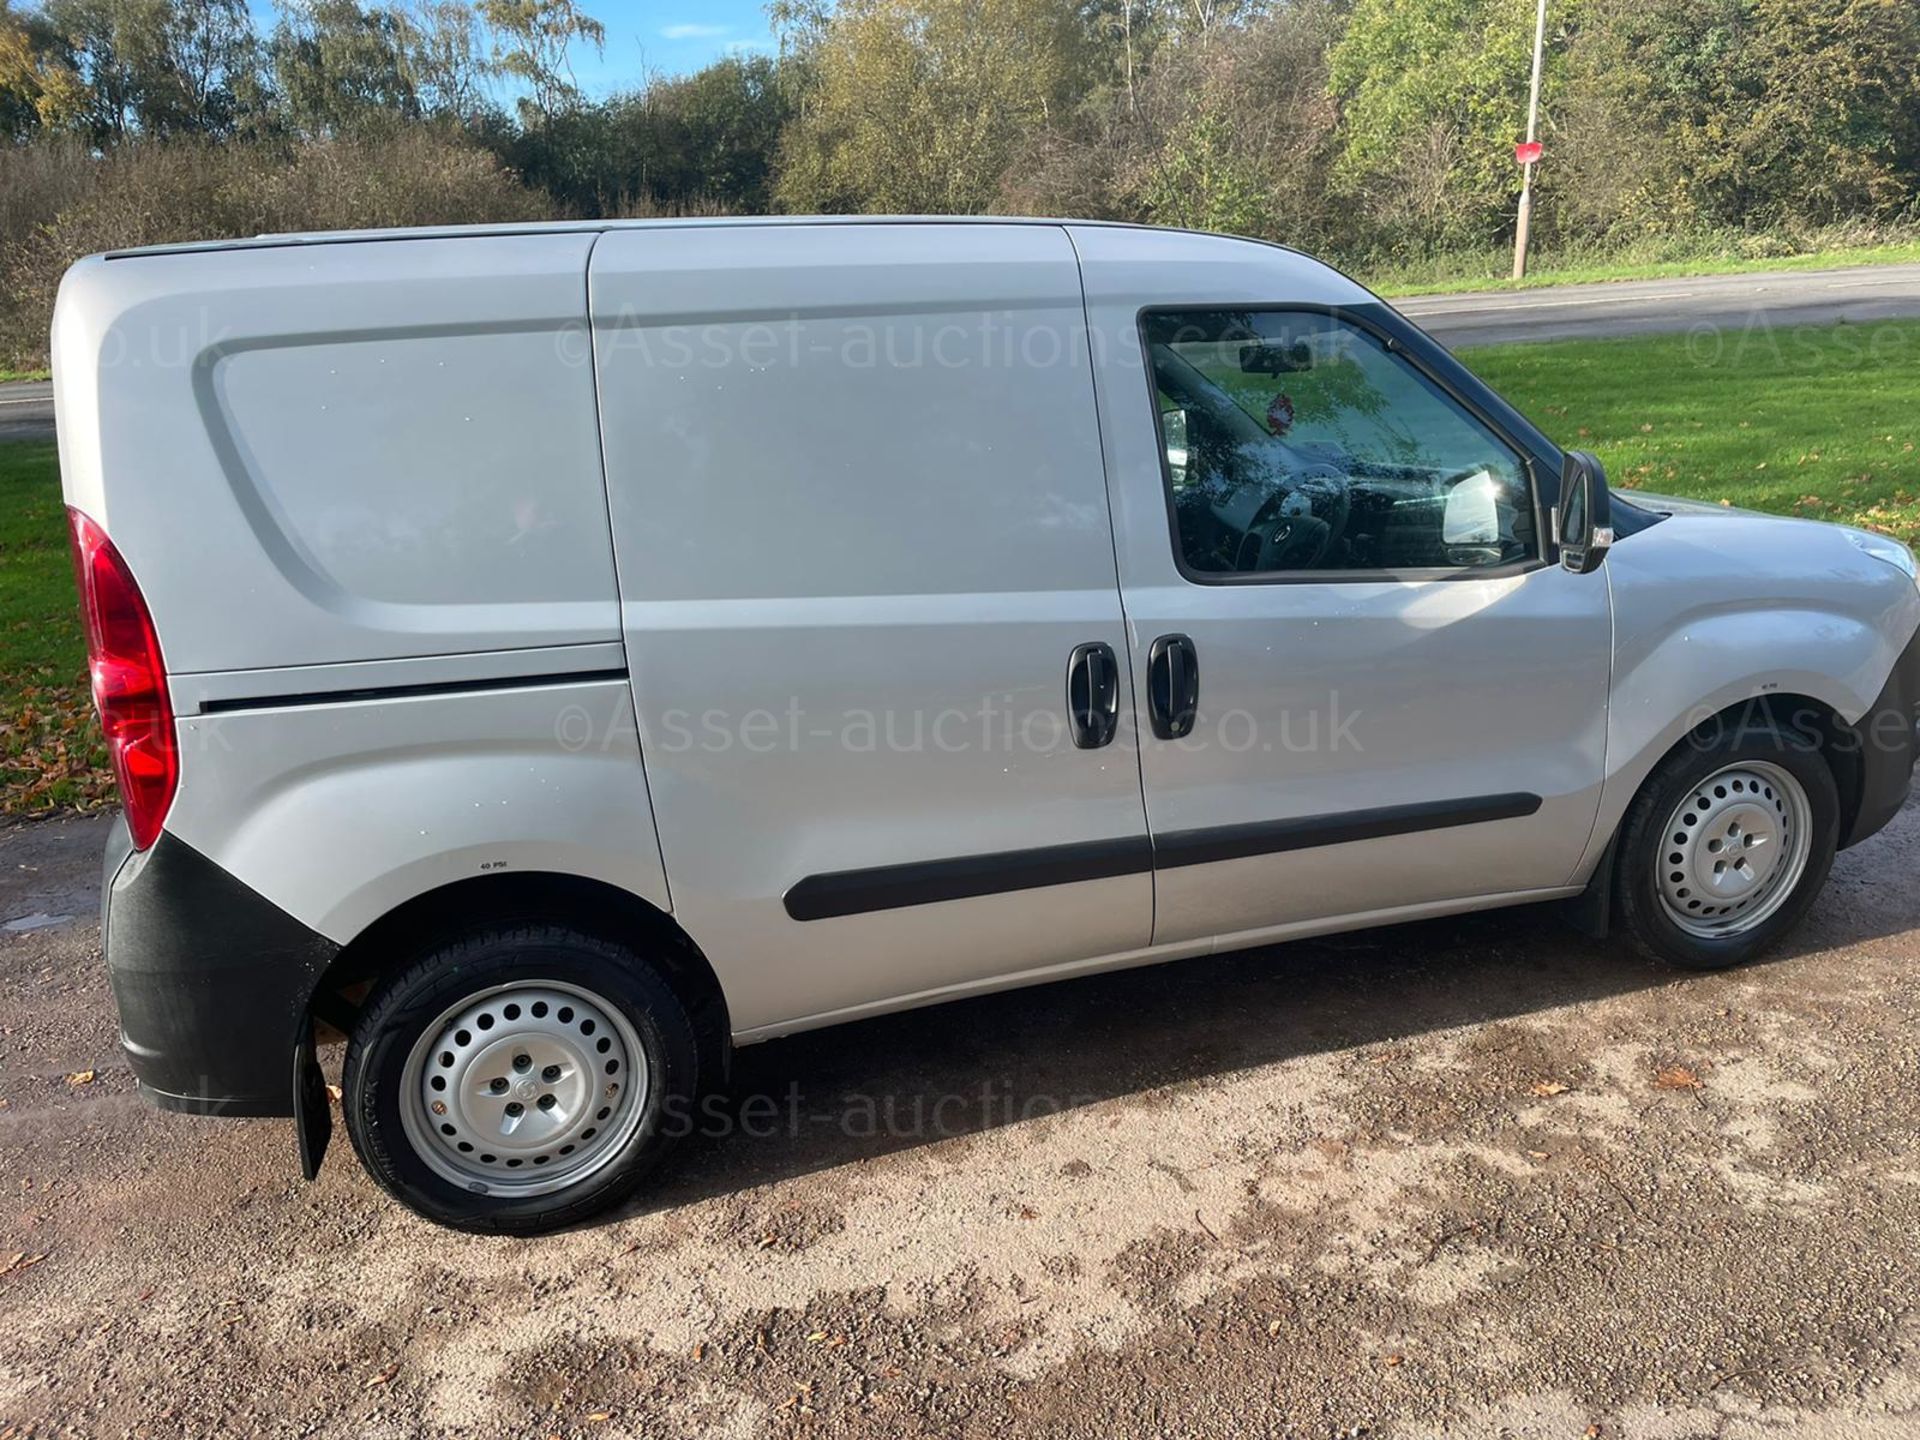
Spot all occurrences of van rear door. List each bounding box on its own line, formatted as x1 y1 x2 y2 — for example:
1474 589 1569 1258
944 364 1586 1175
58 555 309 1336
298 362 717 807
590 222 1153 1036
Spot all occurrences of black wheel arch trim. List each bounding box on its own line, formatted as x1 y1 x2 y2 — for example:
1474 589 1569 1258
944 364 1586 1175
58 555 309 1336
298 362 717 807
1840 624 1920 849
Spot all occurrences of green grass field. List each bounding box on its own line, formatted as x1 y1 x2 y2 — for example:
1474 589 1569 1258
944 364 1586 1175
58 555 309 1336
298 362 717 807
1460 319 1920 541
1 317 1917 816
0 441 111 814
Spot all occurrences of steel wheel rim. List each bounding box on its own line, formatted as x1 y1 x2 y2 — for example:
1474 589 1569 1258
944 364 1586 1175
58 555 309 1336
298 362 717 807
399 980 649 1198
1656 761 1812 939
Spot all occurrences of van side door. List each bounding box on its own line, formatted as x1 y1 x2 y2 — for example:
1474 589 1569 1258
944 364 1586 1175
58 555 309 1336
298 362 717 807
590 223 1153 1037
1072 225 1611 948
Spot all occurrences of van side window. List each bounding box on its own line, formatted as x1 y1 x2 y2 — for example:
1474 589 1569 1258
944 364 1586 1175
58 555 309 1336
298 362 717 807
1143 310 1537 579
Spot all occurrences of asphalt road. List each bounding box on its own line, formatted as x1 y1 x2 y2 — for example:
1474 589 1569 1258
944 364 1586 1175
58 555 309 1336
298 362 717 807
4 263 1920 444
3 802 1919 1437
1394 261 1920 348
0 379 50 443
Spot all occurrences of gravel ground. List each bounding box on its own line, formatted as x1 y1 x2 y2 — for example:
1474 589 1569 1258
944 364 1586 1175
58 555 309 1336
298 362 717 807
1 804 1917 1439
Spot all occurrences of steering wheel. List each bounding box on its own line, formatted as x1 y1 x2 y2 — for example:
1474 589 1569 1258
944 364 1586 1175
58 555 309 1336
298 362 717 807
1253 510 1333 571
1248 465 1351 571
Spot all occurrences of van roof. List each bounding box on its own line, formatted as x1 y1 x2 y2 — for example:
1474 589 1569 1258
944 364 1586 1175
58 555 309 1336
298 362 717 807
103 214 1256 261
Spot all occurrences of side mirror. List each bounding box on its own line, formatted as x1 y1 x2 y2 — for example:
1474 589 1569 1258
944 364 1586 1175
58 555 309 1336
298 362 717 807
1558 450 1613 575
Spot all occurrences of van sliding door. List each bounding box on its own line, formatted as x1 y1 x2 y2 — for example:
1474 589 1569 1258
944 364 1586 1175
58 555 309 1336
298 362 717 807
589 223 1152 1036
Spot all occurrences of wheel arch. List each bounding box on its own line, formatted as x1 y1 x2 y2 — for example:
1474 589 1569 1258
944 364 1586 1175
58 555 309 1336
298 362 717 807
309 872 732 1091
1579 690 1862 890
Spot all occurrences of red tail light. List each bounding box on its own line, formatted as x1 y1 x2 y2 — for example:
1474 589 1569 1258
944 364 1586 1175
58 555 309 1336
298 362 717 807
66 508 177 850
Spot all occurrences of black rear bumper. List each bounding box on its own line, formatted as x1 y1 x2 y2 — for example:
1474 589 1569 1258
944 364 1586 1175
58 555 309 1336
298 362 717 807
102 820 339 1117
1842 625 1920 849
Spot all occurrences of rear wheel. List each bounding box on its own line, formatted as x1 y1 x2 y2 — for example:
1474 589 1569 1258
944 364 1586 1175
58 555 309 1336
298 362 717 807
1615 726 1839 971
343 926 698 1233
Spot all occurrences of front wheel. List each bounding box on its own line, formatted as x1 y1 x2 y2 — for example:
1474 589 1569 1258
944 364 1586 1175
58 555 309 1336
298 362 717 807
1615 727 1840 971
342 926 699 1234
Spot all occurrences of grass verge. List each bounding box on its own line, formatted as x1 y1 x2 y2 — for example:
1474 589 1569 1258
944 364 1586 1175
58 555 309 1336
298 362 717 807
0 368 52 384
1 317 1917 816
1369 239 1920 298
1459 319 1920 543
0 441 111 816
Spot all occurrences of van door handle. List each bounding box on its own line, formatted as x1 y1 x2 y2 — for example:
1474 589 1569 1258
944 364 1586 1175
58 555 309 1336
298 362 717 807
1066 642 1120 749
1148 634 1198 740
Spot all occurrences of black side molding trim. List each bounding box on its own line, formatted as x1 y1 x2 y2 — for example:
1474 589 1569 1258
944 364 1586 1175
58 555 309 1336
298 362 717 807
1154 792 1543 869
784 835 1153 922
783 792 1543 921
199 667 630 714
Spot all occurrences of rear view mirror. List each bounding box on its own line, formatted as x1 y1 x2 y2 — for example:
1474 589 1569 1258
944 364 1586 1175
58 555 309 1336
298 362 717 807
1239 341 1313 375
1558 450 1612 575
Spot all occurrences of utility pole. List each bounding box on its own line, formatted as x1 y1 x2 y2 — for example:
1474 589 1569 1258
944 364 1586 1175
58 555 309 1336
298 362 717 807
1513 0 1548 280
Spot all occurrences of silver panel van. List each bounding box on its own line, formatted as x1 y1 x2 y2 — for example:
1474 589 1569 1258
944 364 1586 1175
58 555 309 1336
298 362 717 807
54 219 1920 1231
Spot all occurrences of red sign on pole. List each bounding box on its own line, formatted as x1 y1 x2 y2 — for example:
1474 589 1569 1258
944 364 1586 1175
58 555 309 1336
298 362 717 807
1515 140 1544 166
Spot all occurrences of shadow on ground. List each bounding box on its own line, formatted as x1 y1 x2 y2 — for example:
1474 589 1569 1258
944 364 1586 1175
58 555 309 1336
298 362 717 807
641 794 1918 1211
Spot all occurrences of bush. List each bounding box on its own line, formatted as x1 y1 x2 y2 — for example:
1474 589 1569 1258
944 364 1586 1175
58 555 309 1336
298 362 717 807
0 129 553 366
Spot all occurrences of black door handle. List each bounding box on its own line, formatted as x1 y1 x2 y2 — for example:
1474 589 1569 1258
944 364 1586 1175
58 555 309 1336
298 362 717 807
1066 642 1120 749
1148 634 1198 740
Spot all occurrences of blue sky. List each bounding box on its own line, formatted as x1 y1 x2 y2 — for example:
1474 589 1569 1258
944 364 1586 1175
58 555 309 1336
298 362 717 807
245 0 777 96
568 0 778 92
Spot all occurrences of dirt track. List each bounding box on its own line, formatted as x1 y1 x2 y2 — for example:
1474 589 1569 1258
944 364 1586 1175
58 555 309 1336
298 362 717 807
2 804 1917 1439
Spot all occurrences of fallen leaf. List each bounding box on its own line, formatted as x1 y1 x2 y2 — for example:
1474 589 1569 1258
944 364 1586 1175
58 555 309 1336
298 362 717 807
1384 1353 1405 1367
324 1083 342 1103
1529 1080 1570 1097
692 1342 705 1361
364 1363 399 1390
1 1252 48 1277
64 1071 95 1086
1655 1065 1702 1090
1267 1319 1283 1336
1527 1150 1551 1160
585 1413 611 1424
806 1330 828 1343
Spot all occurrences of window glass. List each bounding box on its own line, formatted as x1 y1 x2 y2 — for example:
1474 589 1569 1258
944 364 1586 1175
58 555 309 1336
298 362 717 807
1144 310 1536 577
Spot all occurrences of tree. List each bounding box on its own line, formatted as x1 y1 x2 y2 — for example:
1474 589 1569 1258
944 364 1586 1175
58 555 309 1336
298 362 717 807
35 0 258 139
775 0 1091 214
1557 0 1920 236
475 0 600 125
1330 0 1559 249
270 0 418 136
397 0 496 123
1 0 80 137
1710 0 1920 226
656 53 789 210
1132 4 1343 241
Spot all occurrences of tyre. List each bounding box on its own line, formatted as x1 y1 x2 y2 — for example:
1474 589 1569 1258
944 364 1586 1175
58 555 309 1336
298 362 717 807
342 925 699 1234
1615 723 1840 971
